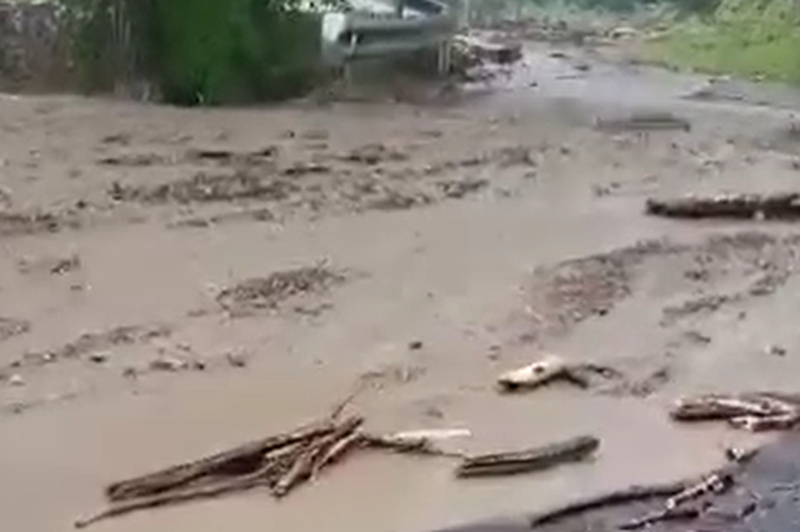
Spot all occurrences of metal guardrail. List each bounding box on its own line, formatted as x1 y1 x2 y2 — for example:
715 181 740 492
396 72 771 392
321 0 457 64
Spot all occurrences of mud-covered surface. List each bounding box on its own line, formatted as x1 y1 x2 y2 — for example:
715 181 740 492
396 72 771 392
8 30 800 532
525 232 800 340
215 266 348 316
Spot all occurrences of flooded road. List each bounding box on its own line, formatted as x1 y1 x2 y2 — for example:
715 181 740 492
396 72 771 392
3 39 800 532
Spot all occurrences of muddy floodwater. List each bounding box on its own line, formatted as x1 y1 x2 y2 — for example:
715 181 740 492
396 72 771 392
4 38 800 532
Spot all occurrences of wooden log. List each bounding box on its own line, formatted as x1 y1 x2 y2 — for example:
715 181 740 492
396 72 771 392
645 192 800 220
456 435 599 478
497 355 568 392
105 419 334 502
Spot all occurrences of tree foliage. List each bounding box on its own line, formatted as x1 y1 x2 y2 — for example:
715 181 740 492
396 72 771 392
63 0 322 105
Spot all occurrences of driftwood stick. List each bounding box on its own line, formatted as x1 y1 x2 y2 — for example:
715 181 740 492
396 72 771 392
311 432 364 479
527 454 757 529
361 433 465 458
527 480 689 527
272 416 363 498
106 419 333 502
457 435 599 478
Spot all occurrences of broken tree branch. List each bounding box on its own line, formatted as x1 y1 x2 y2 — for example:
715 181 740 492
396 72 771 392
527 480 689 527
527 453 757 529
619 505 700 530
457 435 599 478
105 419 334 502
311 432 364 479
272 416 363 498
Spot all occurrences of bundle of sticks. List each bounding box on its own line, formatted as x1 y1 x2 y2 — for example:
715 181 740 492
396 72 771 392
670 392 800 431
75 406 601 528
75 416 363 528
76 414 469 528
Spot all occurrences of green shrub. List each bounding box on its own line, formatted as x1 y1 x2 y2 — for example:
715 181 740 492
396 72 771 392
64 0 321 105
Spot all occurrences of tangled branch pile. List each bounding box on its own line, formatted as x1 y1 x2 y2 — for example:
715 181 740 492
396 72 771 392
75 416 366 527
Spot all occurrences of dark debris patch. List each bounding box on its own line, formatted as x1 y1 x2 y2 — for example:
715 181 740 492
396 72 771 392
0 209 82 236
109 171 299 204
340 143 410 165
185 146 278 166
523 232 800 342
438 178 489 199
524 239 676 340
0 317 30 342
3 323 172 371
216 266 347 316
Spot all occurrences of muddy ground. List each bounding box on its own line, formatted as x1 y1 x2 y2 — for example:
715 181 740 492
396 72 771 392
4 35 800 532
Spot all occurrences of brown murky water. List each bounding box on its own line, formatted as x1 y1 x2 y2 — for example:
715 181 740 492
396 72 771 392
3 41 800 532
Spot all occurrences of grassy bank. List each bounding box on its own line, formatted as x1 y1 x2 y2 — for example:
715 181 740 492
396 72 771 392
642 0 800 83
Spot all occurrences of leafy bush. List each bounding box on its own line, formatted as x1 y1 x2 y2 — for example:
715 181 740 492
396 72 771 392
64 0 322 105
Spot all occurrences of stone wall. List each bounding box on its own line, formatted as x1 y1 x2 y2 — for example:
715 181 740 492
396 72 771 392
0 1 71 92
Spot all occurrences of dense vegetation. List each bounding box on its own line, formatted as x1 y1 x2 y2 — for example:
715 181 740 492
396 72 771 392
534 0 800 83
64 0 322 105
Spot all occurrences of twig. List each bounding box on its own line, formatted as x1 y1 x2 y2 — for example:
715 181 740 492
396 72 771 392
619 506 700 530
311 432 364 479
329 379 367 421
